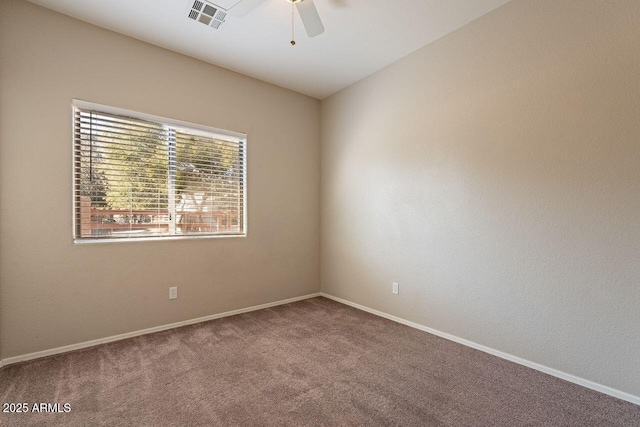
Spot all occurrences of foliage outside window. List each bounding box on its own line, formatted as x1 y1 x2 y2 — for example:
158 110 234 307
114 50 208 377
73 101 246 242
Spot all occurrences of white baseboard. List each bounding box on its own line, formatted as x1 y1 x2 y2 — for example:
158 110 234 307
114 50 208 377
320 292 640 406
1 293 321 368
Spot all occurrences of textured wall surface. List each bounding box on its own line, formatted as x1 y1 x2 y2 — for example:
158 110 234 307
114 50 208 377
321 0 640 396
0 0 320 359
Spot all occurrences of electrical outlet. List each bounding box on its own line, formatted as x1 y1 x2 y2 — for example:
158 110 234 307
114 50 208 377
392 282 399 295
169 286 178 300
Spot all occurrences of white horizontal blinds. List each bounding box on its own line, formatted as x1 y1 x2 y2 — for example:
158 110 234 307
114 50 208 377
174 129 245 235
74 109 170 239
74 105 245 240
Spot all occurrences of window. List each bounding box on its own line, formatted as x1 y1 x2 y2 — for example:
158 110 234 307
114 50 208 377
73 101 246 242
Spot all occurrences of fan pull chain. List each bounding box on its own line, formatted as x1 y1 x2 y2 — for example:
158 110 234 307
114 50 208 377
290 1 296 46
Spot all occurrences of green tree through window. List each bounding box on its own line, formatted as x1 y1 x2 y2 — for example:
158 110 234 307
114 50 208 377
74 104 245 241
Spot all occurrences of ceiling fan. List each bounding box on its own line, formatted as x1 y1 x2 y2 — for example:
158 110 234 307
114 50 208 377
229 0 325 40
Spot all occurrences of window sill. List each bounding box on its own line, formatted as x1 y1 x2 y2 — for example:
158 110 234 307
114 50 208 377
73 233 246 244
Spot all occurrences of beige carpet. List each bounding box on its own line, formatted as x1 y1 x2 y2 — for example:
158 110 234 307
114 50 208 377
1 297 638 426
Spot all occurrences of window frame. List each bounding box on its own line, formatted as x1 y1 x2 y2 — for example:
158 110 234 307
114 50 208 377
72 100 247 244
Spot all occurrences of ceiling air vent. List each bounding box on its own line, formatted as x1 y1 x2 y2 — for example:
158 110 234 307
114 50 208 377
186 0 227 30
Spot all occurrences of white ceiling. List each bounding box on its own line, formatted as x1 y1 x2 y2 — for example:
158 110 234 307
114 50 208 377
26 0 511 99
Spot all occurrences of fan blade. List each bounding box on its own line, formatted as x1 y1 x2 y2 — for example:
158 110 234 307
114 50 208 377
228 0 267 18
296 0 324 37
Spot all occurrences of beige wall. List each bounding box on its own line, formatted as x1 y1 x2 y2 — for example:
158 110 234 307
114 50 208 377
321 0 640 397
0 0 320 359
